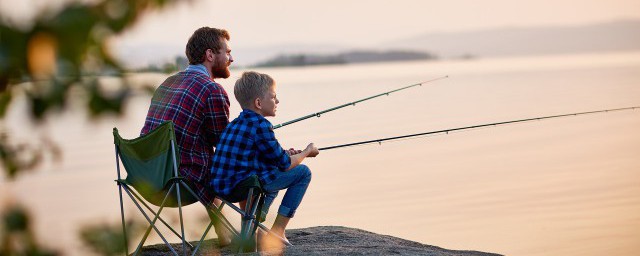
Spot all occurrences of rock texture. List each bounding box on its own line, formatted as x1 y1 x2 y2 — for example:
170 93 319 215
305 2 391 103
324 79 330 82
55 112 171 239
139 226 502 255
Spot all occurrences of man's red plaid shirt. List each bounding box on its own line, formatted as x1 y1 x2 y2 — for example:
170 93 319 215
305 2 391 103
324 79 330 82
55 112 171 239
141 68 230 205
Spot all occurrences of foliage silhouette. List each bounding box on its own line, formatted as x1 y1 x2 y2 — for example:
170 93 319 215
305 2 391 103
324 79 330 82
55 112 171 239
0 0 186 254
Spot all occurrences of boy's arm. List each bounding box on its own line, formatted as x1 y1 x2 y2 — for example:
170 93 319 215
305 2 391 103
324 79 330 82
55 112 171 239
254 120 319 171
286 143 319 171
255 121 295 171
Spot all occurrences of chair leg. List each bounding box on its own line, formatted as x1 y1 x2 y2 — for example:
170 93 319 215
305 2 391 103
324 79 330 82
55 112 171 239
216 198 246 227
209 198 241 237
246 193 262 239
176 182 187 256
115 149 129 255
208 204 239 237
124 185 179 256
249 193 265 241
214 192 292 248
190 221 214 256
179 181 239 237
239 188 258 253
133 185 176 255
117 183 129 255
128 188 194 247
177 181 243 255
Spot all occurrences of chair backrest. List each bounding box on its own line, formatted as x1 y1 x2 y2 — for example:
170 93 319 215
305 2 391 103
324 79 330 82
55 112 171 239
113 121 197 206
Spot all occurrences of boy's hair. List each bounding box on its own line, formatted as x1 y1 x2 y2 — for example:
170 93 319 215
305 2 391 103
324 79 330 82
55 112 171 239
185 27 230 65
234 71 275 109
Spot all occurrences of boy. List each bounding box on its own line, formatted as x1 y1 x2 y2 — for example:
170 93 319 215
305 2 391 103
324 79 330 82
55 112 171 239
210 71 319 246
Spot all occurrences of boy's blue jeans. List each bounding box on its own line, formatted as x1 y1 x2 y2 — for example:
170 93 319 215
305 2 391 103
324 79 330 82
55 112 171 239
261 164 312 218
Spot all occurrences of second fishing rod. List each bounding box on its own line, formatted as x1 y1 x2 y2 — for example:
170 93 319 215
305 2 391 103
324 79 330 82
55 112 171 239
272 75 449 129
317 106 640 151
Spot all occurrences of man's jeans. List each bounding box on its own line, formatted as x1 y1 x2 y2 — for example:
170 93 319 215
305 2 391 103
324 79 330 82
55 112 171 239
261 164 312 218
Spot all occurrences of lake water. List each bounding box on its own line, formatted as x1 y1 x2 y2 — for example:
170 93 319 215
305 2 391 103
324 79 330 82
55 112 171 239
1 51 639 255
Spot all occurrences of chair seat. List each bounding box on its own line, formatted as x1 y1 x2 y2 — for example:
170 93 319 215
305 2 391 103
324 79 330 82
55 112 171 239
116 177 200 207
224 175 264 203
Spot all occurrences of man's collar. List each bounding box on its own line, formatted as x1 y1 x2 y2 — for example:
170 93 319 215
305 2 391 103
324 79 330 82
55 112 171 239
185 64 211 78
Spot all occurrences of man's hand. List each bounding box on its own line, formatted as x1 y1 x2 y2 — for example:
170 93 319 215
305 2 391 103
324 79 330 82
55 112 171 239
304 143 319 157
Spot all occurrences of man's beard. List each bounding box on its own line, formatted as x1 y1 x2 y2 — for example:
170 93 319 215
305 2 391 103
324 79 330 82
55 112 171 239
211 61 230 79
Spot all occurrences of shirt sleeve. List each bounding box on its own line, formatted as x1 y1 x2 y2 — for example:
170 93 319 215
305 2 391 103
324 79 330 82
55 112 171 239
204 83 230 147
254 121 291 171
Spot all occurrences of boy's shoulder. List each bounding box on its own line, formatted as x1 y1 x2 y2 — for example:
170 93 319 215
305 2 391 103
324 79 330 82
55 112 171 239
230 110 273 131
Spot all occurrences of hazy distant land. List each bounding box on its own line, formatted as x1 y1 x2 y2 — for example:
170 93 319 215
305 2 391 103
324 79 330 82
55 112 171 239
252 50 437 67
135 49 437 72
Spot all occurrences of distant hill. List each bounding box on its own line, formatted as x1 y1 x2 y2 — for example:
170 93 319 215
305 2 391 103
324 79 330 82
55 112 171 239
253 50 436 67
390 20 640 58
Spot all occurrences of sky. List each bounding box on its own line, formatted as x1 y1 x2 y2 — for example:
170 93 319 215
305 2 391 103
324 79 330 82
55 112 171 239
1 0 640 65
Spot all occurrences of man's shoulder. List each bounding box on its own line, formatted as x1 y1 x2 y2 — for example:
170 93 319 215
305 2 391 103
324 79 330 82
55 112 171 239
161 71 227 96
184 71 225 90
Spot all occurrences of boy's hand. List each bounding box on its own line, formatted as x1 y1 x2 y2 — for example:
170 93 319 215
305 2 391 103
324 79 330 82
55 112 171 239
285 144 318 171
304 143 319 157
286 148 302 156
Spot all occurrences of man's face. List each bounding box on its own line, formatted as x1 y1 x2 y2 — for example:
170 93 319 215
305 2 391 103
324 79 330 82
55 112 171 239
210 39 233 79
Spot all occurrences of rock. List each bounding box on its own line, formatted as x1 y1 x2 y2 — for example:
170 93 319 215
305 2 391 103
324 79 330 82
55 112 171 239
138 226 502 255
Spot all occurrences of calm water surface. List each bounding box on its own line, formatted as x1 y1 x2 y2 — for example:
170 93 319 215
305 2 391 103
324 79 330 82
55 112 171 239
2 51 640 255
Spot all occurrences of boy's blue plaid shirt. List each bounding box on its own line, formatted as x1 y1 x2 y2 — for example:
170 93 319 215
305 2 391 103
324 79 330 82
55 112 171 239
210 109 291 196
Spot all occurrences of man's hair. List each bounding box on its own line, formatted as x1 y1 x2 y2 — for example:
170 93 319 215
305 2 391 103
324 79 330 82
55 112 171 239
234 71 275 109
185 27 230 65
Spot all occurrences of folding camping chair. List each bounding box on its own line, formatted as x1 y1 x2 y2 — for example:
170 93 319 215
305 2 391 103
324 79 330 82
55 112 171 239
113 121 290 255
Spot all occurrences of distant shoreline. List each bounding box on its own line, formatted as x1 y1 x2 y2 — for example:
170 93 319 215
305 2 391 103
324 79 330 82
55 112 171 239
251 49 438 68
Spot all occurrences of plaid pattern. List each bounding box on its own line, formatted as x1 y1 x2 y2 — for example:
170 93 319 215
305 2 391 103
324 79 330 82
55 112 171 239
141 69 230 204
210 109 291 196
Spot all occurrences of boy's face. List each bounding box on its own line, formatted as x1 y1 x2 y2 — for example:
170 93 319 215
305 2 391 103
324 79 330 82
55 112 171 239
258 84 279 117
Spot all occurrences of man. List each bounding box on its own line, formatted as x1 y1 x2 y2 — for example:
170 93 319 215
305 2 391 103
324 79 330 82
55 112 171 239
141 27 233 244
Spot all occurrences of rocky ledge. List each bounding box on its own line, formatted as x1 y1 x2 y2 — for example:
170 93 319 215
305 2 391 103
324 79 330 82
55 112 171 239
139 226 502 255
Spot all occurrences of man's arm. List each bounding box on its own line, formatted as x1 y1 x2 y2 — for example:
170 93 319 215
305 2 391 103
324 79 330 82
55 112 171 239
204 85 230 146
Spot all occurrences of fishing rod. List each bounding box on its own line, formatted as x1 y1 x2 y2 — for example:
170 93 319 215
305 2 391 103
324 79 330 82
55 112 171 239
272 75 449 129
318 106 639 151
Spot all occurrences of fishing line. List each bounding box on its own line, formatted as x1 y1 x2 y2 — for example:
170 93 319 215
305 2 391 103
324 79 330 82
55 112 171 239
272 75 449 129
318 106 640 151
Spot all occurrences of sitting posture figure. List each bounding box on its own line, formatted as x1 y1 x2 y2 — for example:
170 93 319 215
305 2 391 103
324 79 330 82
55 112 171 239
210 71 319 247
